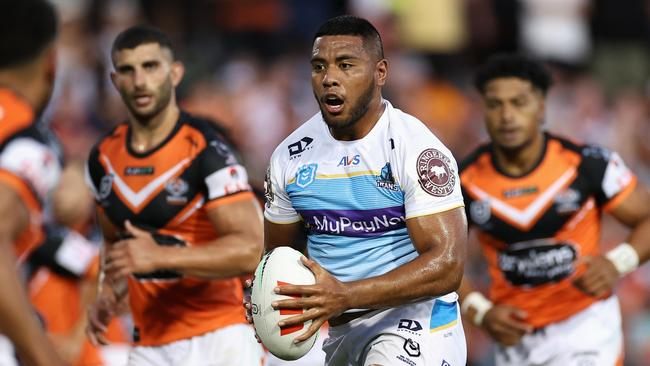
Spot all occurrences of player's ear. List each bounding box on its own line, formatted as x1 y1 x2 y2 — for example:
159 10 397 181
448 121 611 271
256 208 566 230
376 59 388 87
170 61 185 87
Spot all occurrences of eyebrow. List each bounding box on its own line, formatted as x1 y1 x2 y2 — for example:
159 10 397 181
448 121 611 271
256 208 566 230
311 54 361 63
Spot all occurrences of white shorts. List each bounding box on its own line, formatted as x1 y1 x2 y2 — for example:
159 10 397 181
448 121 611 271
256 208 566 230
128 324 264 366
495 296 623 366
323 294 467 366
0 335 18 366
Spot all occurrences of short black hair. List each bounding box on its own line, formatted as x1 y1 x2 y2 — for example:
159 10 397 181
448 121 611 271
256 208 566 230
313 15 384 60
474 54 552 95
0 0 58 69
111 26 174 61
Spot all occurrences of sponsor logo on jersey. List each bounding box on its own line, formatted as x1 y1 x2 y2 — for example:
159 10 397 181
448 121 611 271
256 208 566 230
124 166 154 176
470 199 491 225
337 154 360 167
296 163 317 188
99 175 113 200
441 360 451 366
416 148 455 197
398 319 423 333
288 136 313 158
377 162 398 191
503 186 538 198
304 207 406 237
264 166 274 208
165 177 189 204
499 239 577 287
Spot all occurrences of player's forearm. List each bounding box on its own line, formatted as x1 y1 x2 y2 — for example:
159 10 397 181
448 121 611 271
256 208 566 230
0 250 62 365
626 216 650 264
343 248 464 309
159 233 263 278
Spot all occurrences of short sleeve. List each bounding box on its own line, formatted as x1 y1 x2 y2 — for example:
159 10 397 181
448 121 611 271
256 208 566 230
200 137 251 203
85 146 104 202
263 158 300 224
0 137 60 201
397 138 464 219
581 145 636 211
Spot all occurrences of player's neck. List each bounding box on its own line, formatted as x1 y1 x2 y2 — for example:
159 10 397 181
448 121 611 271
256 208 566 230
493 132 545 177
0 64 47 114
331 98 385 141
129 103 180 153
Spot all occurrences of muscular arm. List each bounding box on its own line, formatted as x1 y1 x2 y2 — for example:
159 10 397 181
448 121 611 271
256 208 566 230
272 207 467 309
574 182 650 296
264 219 307 254
142 195 264 278
343 207 467 308
103 193 263 283
0 182 64 366
609 183 650 262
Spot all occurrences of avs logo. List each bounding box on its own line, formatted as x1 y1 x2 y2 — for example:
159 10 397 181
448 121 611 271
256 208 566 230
288 136 313 158
398 319 423 334
377 162 398 191
337 154 360 167
296 164 317 188
165 177 189 205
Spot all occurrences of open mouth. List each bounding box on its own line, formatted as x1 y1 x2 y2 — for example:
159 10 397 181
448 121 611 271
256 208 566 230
323 94 344 114
133 94 153 107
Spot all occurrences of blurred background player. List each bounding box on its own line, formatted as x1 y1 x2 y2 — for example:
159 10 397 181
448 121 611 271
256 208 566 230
459 54 650 366
84 26 264 365
28 161 130 366
257 15 467 366
0 0 67 365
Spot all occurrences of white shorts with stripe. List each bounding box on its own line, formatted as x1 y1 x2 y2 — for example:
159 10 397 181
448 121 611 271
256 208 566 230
323 293 466 366
128 323 264 366
495 295 623 366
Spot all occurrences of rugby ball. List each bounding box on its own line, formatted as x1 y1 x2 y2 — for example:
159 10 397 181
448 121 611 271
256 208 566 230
250 246 318 360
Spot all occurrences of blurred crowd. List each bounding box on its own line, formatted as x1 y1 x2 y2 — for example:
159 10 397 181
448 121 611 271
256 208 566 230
39 0 650 365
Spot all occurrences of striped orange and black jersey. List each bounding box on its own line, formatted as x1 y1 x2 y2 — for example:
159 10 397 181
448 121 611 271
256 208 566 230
460 133 636 328
86 111 253 346
0 88 61 262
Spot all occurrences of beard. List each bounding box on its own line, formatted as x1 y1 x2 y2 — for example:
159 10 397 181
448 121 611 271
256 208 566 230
122 78 173 125
319 79 375 131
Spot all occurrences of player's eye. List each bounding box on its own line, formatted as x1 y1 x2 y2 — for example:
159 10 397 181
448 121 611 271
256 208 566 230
340 63 352 70
312 63 325 72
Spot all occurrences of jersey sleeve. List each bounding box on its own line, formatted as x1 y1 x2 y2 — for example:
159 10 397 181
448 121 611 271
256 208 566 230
396 136 464 219
199 136 251 206
85 145 105 203
263 155 300 224
0 137 60 202
581 145 637 211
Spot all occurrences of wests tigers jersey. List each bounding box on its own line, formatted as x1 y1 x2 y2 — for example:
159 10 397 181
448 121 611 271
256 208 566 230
460 133 636 328
86 112 253 346
0 89 61 262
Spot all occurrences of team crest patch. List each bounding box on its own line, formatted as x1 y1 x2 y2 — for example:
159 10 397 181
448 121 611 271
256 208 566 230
165 177 189 204
416 148 455 197
470 199 491 225
99 175 113 200
296 164 317 188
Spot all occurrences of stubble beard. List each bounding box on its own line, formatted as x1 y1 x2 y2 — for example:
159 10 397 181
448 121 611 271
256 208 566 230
319 80 375 131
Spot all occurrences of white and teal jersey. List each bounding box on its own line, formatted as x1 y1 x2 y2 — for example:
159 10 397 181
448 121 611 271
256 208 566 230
264 100 464 282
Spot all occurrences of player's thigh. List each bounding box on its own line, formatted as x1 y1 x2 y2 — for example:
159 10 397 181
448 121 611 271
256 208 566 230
128 344 168 366
194 324 264 366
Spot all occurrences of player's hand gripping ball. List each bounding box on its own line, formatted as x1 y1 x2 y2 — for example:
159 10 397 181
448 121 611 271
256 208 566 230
250 246 318 360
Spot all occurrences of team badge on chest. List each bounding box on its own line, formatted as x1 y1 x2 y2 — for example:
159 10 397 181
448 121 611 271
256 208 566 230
296 164 318 188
